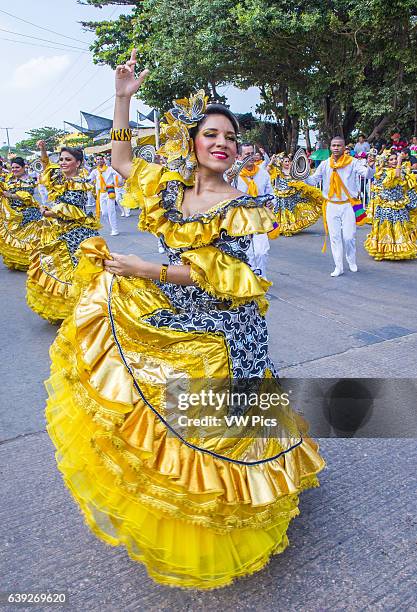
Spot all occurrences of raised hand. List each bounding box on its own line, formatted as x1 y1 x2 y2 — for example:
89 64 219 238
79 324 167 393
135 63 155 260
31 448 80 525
115 49 149 99
37 140 47 151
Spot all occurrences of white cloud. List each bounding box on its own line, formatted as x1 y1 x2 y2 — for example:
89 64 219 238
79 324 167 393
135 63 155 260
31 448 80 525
10 55 71 90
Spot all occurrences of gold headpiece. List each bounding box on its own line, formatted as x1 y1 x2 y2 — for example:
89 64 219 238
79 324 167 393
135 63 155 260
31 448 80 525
272 152 286 167
157 90 209 180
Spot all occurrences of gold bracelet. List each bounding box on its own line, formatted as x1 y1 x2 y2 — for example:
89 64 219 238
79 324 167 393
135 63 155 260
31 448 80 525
110 128 132 141
159 264 169 283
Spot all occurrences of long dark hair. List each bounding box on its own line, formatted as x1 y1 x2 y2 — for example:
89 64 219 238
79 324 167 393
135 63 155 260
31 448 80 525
189 104 240 140
60 146 83 164
11 157 25 168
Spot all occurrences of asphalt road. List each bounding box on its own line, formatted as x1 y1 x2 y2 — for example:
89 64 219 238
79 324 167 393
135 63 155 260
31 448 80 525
1 213 416 611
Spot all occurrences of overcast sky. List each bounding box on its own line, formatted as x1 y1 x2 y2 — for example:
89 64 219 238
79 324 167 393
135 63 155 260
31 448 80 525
0 0 261 146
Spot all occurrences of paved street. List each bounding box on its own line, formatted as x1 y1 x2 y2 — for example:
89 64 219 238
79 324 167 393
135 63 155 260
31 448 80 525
1 214 416 611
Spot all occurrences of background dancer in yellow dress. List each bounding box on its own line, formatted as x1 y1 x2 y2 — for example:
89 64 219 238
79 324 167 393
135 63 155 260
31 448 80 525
364 152 417 260
26 141 101 323
45 49 324 590
0 157 45 271
268 153 323 236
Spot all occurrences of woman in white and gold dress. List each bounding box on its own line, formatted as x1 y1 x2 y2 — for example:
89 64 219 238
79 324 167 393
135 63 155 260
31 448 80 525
45 50 324 589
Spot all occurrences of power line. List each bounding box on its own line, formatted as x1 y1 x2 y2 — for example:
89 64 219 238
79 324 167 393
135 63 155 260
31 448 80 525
0 27 89 51
23 52 89 123
0 8 88 44
37 67 104 124
89 94 115 114
0 36 89 53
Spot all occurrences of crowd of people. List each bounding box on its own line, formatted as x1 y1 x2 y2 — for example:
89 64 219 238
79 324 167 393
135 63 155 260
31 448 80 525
1 47 417 590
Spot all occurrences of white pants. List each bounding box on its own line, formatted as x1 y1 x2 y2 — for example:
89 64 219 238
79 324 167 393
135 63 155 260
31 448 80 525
100 192 118 232
115 187 130 216
87 192 95 209
248 233 270 277
326 202 356 270
37 184 48 205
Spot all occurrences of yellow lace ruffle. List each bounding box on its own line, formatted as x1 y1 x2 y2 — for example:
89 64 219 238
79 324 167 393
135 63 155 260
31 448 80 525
181 246 271 315
52 203 100 227
45 236 325 588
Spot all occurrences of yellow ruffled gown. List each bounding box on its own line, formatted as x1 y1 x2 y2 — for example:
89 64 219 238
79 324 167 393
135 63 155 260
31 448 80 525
0 173 50 270
269 167 323 236
364 167 417 260
45 159 325 589
406 171 417 242
26 163 100 323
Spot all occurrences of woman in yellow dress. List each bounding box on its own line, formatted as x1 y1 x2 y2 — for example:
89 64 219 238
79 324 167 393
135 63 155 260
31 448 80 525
268 153 323 236
26 142 101 323
364 152 417 260
0 157 45 270
45 50 324 589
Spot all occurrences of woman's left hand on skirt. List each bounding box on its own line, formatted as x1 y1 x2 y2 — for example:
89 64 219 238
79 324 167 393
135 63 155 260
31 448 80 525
104 252 147 278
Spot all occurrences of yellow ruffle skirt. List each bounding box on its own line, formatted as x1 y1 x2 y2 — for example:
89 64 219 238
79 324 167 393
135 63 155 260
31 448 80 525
273 182 323 236
26 237 76 323
364 218 417 260
45 237 325 589
0 197 49 271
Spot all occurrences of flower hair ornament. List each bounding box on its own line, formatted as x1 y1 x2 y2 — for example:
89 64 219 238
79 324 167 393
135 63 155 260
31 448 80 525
157 90 209 180
270 152 286 168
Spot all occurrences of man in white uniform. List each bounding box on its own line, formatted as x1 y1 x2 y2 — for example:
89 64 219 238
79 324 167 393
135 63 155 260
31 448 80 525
306 136 375 276
113 169 130 217
89 155 119 235
234 143 274 277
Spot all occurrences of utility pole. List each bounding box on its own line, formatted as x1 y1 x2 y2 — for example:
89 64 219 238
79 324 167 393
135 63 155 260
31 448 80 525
153 110 160 149
1 127 12 154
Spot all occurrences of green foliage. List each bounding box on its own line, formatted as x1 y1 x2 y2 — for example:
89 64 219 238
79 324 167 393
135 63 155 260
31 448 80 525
16 127 66 152
82 0 417 145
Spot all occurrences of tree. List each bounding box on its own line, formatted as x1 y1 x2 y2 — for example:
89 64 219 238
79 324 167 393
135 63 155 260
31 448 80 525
16 127 66 152
82 0 417 147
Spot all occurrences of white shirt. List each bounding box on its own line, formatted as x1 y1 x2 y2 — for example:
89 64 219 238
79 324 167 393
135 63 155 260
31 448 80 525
88 165 115 192
305 157 375 201
353 141 370 154
236 165 274 196
113 169 125 189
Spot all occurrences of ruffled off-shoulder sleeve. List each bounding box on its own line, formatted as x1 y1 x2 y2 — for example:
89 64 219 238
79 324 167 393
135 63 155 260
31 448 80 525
181 245 271 315
142 197 277 249
40 162 60 189
14 189 37 206
51 203 100 230
122 158 165 210
382 168 405 189
124 158 277 248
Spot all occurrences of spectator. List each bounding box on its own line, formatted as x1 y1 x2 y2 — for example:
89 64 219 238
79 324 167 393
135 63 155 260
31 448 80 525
409 135 417 159
372 132 387 152
401 148 413 167
390 132 407 153
354 134 370 156
346 143 355 156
